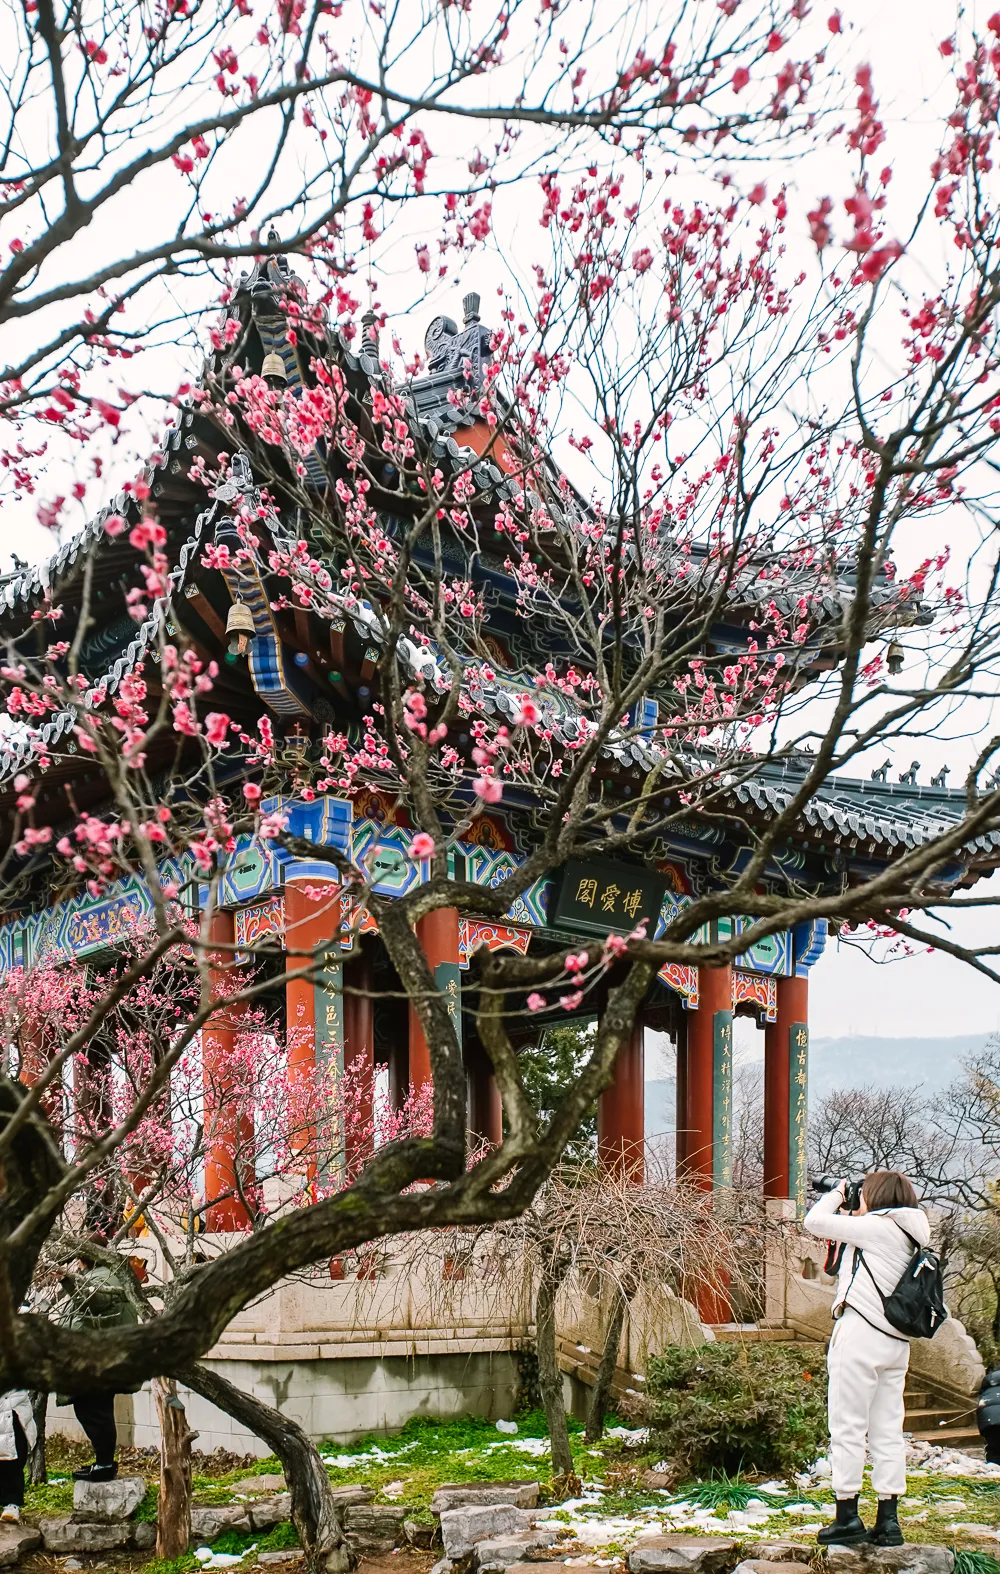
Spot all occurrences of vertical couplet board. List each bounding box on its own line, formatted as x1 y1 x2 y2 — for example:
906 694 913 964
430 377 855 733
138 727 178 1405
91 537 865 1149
789 1022 809 1215
435 960 463 1052
314 947 344 1178
712 1009 733 1189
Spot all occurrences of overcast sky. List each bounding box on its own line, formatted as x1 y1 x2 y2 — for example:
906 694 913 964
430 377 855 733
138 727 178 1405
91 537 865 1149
7 0 1000 1047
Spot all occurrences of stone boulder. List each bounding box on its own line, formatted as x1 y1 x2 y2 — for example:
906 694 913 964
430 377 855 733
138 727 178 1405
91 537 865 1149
190 1504 253 1541
404 1520 438 1550
628 1537 738 1574
72 1474 147 1523
746 1546 812 1565
344 1504 410 1555
249 1494 292 1532
733 1561 811 1574
432 1486 539 1514
133 1521 157 1550
440 1505 530 1560
232 1475 286 1496
474 1527 560 1569
824 1550 954 1574
329 1486 372 1508
40 1515 132 1553
0 1523 41 1568
258 1553 305 1567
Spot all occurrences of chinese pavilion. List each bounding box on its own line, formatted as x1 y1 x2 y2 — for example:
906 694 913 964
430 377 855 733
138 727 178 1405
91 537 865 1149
2 242 998 1226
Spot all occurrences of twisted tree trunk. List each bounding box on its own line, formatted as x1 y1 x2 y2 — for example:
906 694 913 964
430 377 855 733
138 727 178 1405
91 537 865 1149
180 1364 350 1574
584 1275 635 1443
27 1392 47 1484
153 1376 195 1559
534 1249 576 1484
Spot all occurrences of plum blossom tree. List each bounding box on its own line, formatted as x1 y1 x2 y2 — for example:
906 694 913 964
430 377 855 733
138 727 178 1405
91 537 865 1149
4 6 1000 1514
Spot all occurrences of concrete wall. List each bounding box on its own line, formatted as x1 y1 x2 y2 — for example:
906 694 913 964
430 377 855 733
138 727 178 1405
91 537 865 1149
49 1350 522 1455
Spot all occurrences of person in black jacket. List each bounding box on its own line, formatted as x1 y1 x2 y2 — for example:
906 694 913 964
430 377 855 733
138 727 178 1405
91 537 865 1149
977 1370 1000 1464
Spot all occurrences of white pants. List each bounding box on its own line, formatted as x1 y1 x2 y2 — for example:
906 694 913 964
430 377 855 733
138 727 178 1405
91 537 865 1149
828 1306 910 1497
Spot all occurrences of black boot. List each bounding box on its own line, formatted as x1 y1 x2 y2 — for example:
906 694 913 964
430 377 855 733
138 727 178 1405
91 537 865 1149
73 1462 117 1482
867 1496 903 1547
817 1495 868 1546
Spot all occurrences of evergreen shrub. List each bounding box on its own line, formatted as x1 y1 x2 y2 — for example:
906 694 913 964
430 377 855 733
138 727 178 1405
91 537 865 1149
636 1341 828 1475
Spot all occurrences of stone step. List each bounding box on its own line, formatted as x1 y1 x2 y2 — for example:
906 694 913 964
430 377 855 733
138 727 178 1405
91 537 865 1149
904 1406 968 1427
909 1424 982 1448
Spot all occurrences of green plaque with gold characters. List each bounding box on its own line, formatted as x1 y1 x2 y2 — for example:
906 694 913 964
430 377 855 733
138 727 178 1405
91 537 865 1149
551 858 667 938
789 1021 809 1214
712 1010 733 1188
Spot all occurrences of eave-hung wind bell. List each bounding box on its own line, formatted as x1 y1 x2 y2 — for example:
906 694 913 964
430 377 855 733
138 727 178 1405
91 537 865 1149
226 598 255 662
261 351 287 390
886 638 904 676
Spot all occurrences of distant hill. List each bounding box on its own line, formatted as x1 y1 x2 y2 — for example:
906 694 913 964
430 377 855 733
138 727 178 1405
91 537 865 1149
808 1033 993 1101
642 1034 995 1142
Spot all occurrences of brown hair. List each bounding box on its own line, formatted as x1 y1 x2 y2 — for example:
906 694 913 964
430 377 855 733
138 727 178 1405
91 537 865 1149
862 1170 918 1211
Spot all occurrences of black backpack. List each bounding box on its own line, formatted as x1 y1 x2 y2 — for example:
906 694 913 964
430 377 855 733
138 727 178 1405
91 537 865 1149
854 1219 948 1340
978 1370 1000 1434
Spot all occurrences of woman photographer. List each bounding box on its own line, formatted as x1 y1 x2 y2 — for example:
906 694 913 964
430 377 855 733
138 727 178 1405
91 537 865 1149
804 1170 931 1549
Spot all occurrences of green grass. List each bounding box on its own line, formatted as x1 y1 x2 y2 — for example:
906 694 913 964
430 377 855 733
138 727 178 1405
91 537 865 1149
671 1472 789 1512
23 1478 75 1514
953 1551 1000 1574
209 1522 301 1557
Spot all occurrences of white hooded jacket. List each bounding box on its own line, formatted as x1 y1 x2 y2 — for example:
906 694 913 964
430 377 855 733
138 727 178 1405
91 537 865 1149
803 1186 932 1340
0 1390 36 1462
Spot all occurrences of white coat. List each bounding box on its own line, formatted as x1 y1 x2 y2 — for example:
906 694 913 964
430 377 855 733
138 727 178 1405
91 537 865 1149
803 1187 931 1338
0 1392 35 1462
803 1186 934 1499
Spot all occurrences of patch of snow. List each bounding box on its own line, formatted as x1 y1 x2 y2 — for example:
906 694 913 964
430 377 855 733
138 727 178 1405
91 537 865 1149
603 1427 649 1444
487 1437 551 1456
495 1419 519 1435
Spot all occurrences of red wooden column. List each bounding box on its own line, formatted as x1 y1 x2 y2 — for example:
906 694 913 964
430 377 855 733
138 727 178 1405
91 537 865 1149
408 906 461 1093
764 974 809 1206
598 1017 645 1179
285 878 342 1168
684 963 733 1189
343 950 375 1179
203 909 251 1231
468 1049 503 1147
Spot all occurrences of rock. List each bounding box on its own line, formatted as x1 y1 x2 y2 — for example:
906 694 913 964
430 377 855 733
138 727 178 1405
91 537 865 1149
133 1521 157 1551
405 1520 439 1550
628 1538 738 1574
0 1523 41 1567
746 1546 813 1564
40 1516 132 1553
440 1505 530 1560
62 1561 84 1572
249 1495 292 1531
474 1528 560 1569
431 1560 458 1574
824 1550 954 1574
345 1504 409 1554
640 1472 676 1492
232 1475 287 1496
329 1486 372 1507
733 1562 811 1574
433 1486 540 1514
190 1505 253 1540
72 1474 147 1523
257 1553 304 1566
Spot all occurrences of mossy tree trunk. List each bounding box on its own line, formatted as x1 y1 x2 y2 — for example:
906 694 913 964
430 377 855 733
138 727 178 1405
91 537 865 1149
181 1364 349 1574
535 1247 575 1481
584 1275 635 1443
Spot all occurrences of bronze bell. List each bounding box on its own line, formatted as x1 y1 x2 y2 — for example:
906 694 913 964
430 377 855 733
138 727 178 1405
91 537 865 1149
886 638 904 676
226 599 255 658
261 351 287 389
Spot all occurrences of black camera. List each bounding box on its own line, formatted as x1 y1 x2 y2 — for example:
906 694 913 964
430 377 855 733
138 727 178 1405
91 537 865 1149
813 1174 863 1213
811 1176 864 1276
